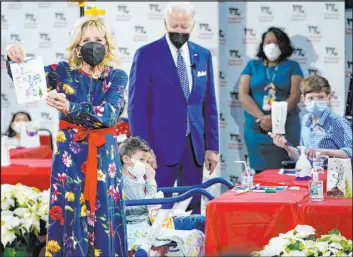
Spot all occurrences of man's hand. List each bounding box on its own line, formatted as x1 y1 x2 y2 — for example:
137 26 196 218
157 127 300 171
148 150 158 169
256 115 272 132
145 163 156 180
204 150 218 175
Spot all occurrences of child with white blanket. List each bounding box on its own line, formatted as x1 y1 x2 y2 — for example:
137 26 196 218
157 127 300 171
119 137 206 256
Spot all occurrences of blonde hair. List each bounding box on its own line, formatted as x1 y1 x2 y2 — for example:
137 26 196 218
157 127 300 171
300 75 331 96
66 15 119 71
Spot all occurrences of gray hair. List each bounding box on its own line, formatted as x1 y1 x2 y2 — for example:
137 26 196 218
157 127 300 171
119 136 152 161
164 2 195 22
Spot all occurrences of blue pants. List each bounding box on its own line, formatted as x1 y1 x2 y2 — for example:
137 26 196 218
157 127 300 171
156 136 203 214
173 215 205 233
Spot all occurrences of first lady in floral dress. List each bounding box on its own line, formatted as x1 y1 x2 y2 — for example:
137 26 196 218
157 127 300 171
6 15 128 257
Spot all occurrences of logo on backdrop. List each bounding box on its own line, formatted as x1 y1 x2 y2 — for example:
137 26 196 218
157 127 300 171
133 25 148 41
54 12 68 28
228 7 243 23
308 68 321 76
56 52 65 61
243 27 257 44
118 47 132 64
346 18 352 35
1 53 7 69
330 90 340 108
346 60 352 77
259 5 274 22
26 53 35 58
10 33 21 43
220 154 228 171
292 46 307 64
228 49 243 66
307 25 322 42
291 4 307 21
116 5 131 21
219 71 227 87
38 2 52 8
219 29 226 45
229 174 239 185
198 22 214 40
324 3 340 20
324 46 340 64
1 14 8 30
228 133 243 149
8 3 23 9
220 112 227 128
38 33 53 48
24 13 38 29
41 112 53 121
148 4 163 20
1 93 10 108
229 91 241 108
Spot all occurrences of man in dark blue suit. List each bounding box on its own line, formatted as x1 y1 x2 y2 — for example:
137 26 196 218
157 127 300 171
128 2 219 214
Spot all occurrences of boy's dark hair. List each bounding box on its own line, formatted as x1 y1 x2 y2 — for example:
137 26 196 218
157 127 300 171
119 136 152 161
5 111 32 138
256 27 293 63
300 75 332 96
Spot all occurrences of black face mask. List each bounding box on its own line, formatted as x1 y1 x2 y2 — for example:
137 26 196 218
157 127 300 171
79 42 106 67
168 32 190 49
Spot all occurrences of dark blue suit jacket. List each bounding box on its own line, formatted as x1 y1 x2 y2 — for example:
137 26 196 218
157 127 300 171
128 36 219 166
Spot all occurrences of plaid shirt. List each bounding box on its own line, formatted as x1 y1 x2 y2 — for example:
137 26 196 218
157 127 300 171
301 108 352 158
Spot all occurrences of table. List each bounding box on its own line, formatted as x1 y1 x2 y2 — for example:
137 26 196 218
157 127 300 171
205 187 309 256
254 169 328 191
10 146 53 159
1 159 52 191
297 196 352 239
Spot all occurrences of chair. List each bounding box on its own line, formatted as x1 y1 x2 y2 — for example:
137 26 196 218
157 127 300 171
31 177 233 257
125 177 234 257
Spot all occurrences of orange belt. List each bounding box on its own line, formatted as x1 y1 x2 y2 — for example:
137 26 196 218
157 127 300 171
59 120 116 213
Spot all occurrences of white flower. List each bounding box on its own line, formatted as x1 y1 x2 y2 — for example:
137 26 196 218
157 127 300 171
260 237 289 256
1 197 15 210
288 250 306 256
330 242 343 250
315 241 329 253
1 228 17 247
294 224 316 238
97 169 107 182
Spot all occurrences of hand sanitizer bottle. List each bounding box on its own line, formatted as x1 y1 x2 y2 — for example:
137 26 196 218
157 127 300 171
234 161 253 188
295 146 312 180
309 170 324 201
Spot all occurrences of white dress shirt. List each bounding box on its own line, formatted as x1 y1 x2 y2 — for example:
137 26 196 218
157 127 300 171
166 34 193 92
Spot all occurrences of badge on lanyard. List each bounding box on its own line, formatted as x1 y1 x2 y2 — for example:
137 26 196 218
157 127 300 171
262 66 278 111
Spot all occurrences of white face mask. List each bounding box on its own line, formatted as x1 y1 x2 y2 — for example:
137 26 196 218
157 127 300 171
126 159 146 179
12 121 26 134
263 43 281 61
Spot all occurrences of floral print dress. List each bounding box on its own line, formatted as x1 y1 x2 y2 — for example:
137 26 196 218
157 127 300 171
43 62 128 257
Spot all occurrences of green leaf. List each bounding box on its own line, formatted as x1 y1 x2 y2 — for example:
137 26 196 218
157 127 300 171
328 228 340 236
66 177 73 184
65 205 74 212
287 240 302 251
115 213 121 216
102 224 108 229
100 216 107 221
104 229 109 234
4 248 16 257
318 236 331 242
307 235 317 241
293 230 298 235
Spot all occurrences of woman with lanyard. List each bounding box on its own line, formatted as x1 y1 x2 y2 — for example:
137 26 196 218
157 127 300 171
239 27 304 173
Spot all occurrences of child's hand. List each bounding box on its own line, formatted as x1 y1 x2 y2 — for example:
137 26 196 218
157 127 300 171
145 163 156 179
272 134 288 149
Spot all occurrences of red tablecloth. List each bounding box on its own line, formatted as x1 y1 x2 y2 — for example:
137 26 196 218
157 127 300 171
254 169 328 191
205 187 309 256
297 196 352 239
10 146 53 159
1 159 52 191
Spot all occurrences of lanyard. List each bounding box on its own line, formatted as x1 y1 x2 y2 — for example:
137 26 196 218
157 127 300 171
266 66 278 84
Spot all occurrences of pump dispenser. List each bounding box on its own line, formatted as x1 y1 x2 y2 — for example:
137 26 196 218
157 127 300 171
234 161 253 188
309 169 324 201
295 146 312 180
